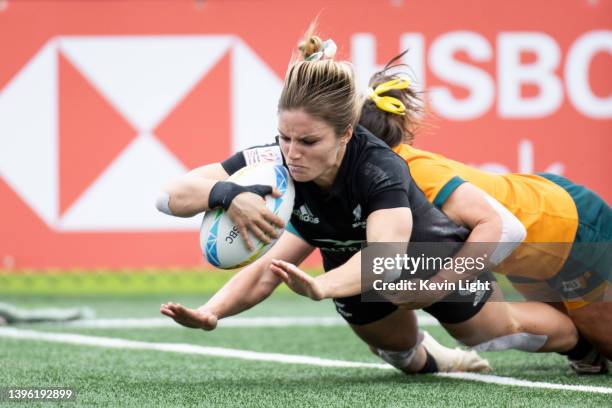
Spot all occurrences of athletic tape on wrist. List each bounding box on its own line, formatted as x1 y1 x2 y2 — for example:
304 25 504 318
155 191 173 216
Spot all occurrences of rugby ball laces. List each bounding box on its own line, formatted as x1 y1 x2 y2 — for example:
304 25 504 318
200 163 295 269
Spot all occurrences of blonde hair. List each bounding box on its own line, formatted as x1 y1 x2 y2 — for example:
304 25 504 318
278 24 362 137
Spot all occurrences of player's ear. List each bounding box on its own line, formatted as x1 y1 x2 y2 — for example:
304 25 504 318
340 124 353 146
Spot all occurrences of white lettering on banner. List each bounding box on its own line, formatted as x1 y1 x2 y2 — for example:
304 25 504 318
565 30 612 118
429 31 495 120
474 139 564 175
400 34 426 92
498 32 563 118
350 30 612 120
352 34 383 91
352 33 425 92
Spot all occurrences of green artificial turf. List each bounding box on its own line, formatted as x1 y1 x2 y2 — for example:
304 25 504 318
1 291 611 407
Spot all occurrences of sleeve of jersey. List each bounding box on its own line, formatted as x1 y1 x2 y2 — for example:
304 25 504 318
361 155 412 215
432 175 466 209
408 160 465 208
220 151 247 176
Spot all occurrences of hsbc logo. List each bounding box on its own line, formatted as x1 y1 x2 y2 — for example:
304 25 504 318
0 36 283 232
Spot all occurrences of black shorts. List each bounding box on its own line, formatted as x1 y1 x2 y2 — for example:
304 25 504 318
333 271 496 325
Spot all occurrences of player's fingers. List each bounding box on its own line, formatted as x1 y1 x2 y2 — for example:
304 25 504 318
160 307 176 319
277 260 302 276
270 264 289 282
247 222 272 244
270 263 286 278
274 260 292 276
271 259 286 270
255 217 279 239
271 188 282 198
236 224 254 251
168 303 188 316
263 212 285 229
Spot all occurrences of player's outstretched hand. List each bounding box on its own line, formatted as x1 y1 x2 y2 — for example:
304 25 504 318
270 259 325 301
228 188 285 251
160 302 218 331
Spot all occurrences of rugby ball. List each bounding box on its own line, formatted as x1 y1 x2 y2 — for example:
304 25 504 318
200 162 295 269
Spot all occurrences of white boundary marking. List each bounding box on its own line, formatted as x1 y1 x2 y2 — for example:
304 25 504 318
1 327 611 395
437 372 612 394
58 315 440 329
0 327 389 369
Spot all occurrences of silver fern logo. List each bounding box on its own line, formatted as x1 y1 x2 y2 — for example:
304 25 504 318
352 204 366 228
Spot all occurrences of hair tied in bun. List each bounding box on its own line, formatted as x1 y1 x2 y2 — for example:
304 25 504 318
304 39 338 61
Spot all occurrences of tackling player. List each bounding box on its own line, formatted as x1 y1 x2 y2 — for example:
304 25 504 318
359 52 611 367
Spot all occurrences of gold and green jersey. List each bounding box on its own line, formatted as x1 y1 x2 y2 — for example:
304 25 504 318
393 144 579 280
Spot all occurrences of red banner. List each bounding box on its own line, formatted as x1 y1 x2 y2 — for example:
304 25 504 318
0 0 610 268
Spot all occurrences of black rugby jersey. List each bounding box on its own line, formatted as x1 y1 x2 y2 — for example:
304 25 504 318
221 126 469 272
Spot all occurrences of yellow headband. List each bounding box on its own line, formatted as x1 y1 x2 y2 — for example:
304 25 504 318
368 78 410 115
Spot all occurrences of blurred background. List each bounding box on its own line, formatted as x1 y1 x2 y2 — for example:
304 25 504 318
0 0 610 296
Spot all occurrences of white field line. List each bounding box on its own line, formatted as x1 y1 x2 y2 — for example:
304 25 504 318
1 328 611 395
0 327 389 369
437 372 612 394
57 315 440 329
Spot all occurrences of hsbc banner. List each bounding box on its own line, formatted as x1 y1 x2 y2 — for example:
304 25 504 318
0 1 610 268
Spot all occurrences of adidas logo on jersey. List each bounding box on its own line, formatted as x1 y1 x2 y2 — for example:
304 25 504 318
293 204 319 224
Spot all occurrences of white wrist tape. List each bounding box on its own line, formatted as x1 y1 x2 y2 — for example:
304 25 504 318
483 194 526 265
155 191 174 216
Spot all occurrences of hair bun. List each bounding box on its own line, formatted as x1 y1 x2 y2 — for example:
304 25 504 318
299 35 323 60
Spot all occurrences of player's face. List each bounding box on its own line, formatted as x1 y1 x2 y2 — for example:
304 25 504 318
278 109 350 187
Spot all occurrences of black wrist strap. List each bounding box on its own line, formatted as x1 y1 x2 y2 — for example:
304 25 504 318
208 181 274 211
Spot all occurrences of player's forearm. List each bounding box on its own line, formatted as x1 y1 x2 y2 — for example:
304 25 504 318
199 264 280 319
157 163 230 217
430 216 513 285
439 184 526 280
161 175 218 217
314 251 362 299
